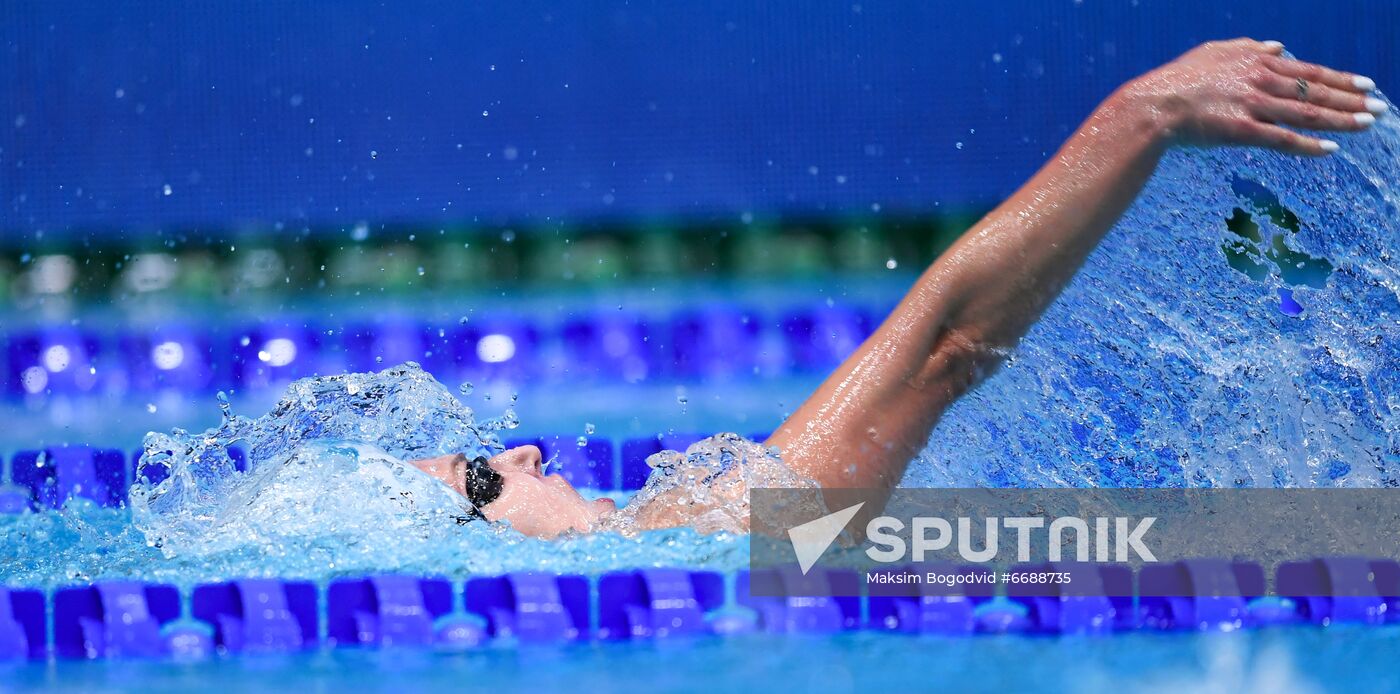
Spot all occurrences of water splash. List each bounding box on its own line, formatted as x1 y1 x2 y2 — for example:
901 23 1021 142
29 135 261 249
128 363 499 554
604 433 819 536
0 363 760 588
905 97 1400 489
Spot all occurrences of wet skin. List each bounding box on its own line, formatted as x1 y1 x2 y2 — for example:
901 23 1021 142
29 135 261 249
409 446 614 538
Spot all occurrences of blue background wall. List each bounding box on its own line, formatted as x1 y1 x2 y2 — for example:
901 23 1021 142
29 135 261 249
3 1 1396 236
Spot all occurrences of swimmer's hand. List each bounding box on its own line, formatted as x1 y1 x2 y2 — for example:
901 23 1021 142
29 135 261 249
1123 38 1384 156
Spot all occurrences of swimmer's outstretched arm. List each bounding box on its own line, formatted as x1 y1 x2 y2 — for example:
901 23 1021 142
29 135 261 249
769 39 1379 499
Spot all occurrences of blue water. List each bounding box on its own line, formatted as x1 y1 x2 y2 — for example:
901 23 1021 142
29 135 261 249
6 628 1400 693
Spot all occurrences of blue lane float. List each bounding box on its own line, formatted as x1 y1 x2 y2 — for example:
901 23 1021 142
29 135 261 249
4 330 104 397
2 558 1400 661
465 573 590 643
1276 557 1391 625
737 568 862 634
669 307 763 380
193 579 317 653
596 568 724 640
1139 558 1265 630
9 447 127 510
0 304 887 400
52 582 183 659
867 564 996 635
1005 563 1129 635
0 587 45 661
780 305 873 373
327 575 461 648
559 313 656 383
119 326 220 393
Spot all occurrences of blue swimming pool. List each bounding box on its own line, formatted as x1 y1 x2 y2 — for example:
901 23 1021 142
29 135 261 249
5 5 1400 690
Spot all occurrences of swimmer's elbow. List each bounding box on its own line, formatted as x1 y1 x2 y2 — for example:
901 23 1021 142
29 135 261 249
909 325 1006 398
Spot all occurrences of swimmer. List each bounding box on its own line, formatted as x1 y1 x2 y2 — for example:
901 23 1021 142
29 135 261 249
410 39 1385 538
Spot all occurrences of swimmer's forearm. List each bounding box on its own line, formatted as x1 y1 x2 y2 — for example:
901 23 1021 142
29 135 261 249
918 87 1171 355
769 89 1169 490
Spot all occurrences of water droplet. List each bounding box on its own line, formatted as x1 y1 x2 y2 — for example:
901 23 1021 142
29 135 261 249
215 391 232 423
576 436 588 447
584 423 595 435
162 184 172 196
885 258 898 270
458 382 474 395
146 403 157 413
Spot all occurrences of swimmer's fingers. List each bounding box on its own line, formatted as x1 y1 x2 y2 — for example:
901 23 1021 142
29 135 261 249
1250 94 1376 132
1263 54 1377 95
1237 121 1337 157
1256 71 1377 116
1233 37 1285 55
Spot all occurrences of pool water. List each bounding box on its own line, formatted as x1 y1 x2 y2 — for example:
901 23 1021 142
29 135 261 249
6 627 1400 693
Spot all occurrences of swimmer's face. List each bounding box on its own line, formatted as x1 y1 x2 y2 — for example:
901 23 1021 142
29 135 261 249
477 445 615 538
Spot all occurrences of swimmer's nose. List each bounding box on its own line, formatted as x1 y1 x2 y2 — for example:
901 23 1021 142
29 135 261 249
494 445 544 477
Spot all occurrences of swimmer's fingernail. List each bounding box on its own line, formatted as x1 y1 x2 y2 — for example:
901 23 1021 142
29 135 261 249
1353 75 1377 92
1262 40 1284 51
1355 112 1377 127
1319 139 1340 153
1365 97 1389 115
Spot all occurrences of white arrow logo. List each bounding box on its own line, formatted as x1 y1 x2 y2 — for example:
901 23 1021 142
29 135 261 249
787 502 865 575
